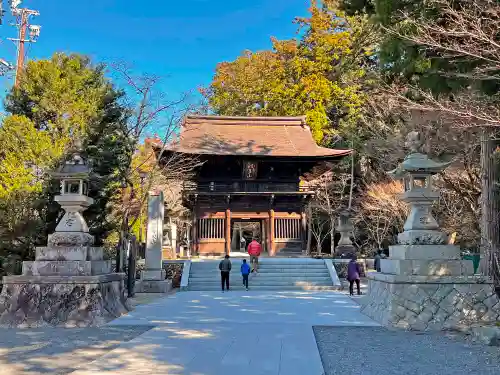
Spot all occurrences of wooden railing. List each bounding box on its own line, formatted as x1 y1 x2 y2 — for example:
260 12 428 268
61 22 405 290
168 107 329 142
183 179 308 193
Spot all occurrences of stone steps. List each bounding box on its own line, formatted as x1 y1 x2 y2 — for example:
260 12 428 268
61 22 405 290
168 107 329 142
190 274 331 284
187 259 338 291
189 273 330 280
186 284 339 291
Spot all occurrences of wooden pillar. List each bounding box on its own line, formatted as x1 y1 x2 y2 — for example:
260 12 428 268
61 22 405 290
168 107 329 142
301 211 307 253
192 212 198 255
269 209 275 256
262 219 268 253
225 208 231 255
306 204 312 255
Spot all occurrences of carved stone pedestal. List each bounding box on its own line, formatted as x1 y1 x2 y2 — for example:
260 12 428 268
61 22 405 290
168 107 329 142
0 245 129 327
0 274 128 327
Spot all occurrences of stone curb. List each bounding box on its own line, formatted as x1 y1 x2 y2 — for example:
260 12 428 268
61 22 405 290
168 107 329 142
180 260 191 291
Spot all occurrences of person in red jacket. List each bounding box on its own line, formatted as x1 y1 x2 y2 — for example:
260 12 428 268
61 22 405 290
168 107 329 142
247 238 262 273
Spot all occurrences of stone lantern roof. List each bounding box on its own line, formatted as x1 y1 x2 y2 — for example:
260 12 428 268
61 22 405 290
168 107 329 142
50 151 91 179
388 153 451 178
388 131 451 178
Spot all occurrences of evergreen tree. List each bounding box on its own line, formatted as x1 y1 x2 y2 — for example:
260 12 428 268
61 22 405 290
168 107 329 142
0 53 133 264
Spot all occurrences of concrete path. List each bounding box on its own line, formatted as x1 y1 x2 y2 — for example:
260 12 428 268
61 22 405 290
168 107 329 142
73 291 378 375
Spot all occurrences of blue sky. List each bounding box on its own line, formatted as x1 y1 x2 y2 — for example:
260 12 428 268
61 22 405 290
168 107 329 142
0 0 310 102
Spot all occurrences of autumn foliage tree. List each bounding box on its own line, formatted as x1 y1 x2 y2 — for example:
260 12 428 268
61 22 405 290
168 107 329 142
203 0 378 144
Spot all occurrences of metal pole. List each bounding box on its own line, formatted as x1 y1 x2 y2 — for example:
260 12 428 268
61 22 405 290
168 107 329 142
127 236 137 297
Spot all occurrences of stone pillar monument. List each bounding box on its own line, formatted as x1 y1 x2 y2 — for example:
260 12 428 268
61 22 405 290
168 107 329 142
170 222 178 255
361 132 500 330
135 191 172 293
0 147 129 327
335 210 355 257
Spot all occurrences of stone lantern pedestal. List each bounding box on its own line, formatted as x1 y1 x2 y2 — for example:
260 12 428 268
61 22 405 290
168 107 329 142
361 133 500 330
0 147 129 327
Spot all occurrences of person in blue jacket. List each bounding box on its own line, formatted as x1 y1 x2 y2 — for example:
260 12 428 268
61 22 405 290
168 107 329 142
241 259 251 291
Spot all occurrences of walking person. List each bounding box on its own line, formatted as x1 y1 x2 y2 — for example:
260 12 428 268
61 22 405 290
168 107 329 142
374 250 383 272
347 255 362 296
247 238 262 273
241 259 251 291
219 255 232 292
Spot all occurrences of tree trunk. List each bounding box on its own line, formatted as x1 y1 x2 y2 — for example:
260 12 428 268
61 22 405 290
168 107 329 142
306 204 312 255
479 129 500 282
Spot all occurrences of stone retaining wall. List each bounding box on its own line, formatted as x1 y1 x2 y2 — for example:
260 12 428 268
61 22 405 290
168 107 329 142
361 276 500 331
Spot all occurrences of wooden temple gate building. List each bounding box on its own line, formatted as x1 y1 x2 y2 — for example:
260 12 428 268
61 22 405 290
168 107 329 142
157 115 350 256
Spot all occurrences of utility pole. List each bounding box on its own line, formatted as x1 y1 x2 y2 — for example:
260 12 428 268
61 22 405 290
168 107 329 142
7 1 40 86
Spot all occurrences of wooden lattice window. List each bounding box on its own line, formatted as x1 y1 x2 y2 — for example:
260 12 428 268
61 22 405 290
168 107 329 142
198 218 225 239
274 218 301 240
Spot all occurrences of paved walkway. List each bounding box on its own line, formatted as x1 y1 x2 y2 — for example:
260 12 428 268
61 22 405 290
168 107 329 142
73 291 378 375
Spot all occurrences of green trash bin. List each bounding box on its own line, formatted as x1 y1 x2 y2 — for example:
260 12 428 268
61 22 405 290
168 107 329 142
463 254 480 274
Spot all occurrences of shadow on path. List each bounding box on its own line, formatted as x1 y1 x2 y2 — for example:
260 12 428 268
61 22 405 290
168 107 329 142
0 326 153 374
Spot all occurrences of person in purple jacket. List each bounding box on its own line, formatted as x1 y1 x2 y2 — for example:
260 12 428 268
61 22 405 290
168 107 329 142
347 255 361 296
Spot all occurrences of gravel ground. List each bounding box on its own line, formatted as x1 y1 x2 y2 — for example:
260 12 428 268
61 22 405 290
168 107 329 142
0 325 153 375
314 326 500 375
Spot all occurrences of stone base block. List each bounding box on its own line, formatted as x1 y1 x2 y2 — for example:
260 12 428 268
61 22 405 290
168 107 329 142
397 230 448 246
0 273 130 327
141 269 166 281
91 260 113 275
380 259 474 276
35 246 104 261
23 260 92 276
48 232 94 247
335 245 356 257
360 274 500 331
22 260 113 276
135 279 172 293
390 245 461 260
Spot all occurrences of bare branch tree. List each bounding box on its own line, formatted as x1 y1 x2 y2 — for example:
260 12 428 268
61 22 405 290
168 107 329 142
309 204 331 255
353 181 408 254
305 163 351 254
106 63 202 261
375 0 500 280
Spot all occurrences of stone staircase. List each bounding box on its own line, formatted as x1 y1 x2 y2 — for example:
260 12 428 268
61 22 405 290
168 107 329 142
187 258 339 291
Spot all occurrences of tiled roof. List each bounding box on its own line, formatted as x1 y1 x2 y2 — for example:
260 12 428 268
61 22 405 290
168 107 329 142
164 115 351 158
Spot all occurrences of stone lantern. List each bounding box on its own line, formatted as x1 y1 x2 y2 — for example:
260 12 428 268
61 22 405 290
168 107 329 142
335 209 355 257
387 131 451 246
360 131 500 331
48 147 95 247
0 143 130 327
